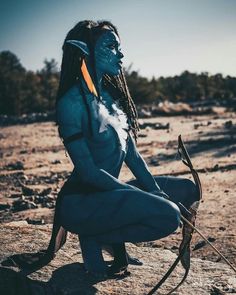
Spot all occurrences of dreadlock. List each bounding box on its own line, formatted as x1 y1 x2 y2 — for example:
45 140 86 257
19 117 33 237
56 20 139 141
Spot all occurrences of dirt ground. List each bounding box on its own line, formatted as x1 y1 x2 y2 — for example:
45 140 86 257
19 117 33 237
0 110 236 268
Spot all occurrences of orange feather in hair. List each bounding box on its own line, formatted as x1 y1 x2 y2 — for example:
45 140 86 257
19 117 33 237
81 59 98 97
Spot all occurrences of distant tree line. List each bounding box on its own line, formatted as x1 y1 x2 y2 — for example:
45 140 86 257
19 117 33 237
0 51 59 116
0 50 235 115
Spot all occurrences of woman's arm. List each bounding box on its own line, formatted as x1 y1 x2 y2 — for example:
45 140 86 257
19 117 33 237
124 133 162 193
57 93 141 192
65 138 143 192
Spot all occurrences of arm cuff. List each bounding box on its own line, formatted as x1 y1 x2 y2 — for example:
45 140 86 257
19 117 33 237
63 132 84 145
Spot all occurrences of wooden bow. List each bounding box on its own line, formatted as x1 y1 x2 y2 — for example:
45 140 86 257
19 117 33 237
147 135 202 294
147 135 236 295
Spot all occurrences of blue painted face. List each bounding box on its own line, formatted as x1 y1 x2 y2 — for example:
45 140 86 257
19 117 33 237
94 30 124 76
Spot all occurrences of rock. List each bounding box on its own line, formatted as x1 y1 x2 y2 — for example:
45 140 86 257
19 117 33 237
224 120 233 129
34 195 54 204
0 203 10 211
43 201 55 209
193 237 216 251
12 199 38 212
139 121 170 130
39 188 52 196
138 133 147 138
193 240 207 251
154 122 170 130
6 161 24 170
21 184 36 196
138 108 152 118
194 123 201 129
147 157 160 166
0 132 5 139
9 193 22 199
210 286 226 294
212 164 219 171
171 245 179 251
26 218 45 225
51 159 61 164
0 224 236 295
19 150 28 154
208 237 216 243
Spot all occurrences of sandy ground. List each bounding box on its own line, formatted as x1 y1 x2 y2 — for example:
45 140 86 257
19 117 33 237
0 111 236 269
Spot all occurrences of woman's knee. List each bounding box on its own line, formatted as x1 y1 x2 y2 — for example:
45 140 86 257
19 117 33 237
184 178 200 202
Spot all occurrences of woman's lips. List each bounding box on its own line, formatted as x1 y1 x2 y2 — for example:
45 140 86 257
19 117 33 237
117 61 122 67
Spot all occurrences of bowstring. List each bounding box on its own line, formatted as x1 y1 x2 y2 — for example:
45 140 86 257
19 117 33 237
162 145 180 193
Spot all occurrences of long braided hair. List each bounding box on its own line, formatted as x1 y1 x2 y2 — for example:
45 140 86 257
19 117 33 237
56 20 139 141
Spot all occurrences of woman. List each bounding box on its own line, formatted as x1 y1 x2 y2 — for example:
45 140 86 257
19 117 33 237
52 20 199 278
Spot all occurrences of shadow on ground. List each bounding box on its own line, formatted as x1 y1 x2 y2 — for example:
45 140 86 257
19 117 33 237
0 263 106 295
147 124 236 165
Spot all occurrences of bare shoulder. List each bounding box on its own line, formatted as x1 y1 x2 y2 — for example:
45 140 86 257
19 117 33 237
56 84 85 125
56 85 84 117
57 84 84 109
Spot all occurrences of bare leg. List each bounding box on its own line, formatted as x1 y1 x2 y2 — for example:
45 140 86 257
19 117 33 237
60 187 180 274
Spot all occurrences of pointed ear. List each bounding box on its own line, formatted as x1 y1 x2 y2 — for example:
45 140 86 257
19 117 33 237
66 40 90 56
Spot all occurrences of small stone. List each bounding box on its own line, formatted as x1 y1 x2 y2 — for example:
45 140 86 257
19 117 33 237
139 133 147 138
19 150 27 154
208 237 216 243
6 161 24 170
12 199 38 212
154 122 170 130
26 218 45 225
224 120 233 129
138 108 152 118
21 184 36 196
0 203 10 210
171 245 178 250
210 286 225 295
193 240 207 251
9 193 22 198
39 187 52 196
51 159 61 164
212 164 219 171
42 201 55 209
149 158 159 166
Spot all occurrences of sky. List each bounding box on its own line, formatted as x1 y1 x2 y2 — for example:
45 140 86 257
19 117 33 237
1 0 236 79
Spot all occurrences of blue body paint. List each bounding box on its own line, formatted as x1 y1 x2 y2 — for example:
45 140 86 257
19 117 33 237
56 28 199 274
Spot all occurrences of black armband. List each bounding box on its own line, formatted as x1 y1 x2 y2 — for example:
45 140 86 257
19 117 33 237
63 132 84 144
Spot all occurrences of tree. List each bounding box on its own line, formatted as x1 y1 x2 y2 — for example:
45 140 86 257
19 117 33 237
0 51 26 115
37 59 59 111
